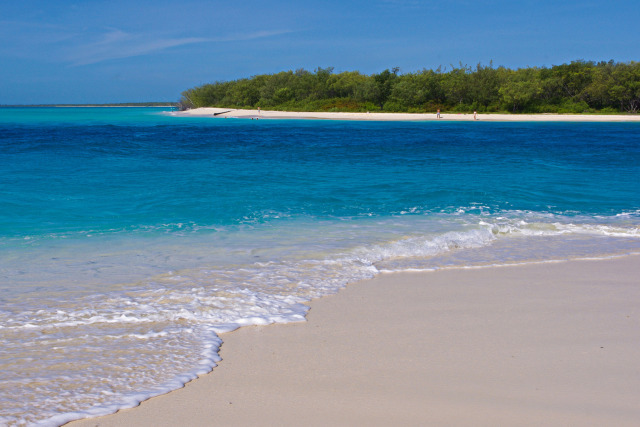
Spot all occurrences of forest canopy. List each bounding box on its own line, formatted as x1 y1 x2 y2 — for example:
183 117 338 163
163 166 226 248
180 60 640 114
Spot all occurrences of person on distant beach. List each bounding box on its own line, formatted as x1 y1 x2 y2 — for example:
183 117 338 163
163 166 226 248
474 111 477 120
258 107 261 115
437 109 441 119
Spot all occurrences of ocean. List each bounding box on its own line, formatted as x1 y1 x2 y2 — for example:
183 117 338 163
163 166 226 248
1 107 639 425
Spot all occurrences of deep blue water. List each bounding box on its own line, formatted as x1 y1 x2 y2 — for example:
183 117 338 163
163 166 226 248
1 107 639 425
2 109 639 238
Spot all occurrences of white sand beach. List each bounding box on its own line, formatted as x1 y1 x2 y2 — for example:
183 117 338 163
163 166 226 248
69 256 640 426
175 107 640 122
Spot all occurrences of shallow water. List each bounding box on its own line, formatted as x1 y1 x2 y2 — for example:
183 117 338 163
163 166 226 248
0 107 639 425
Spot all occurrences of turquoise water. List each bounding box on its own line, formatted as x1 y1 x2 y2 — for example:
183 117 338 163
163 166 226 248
1 107 639 425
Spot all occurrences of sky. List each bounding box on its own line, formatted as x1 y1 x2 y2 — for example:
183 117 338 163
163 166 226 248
1 0 638 104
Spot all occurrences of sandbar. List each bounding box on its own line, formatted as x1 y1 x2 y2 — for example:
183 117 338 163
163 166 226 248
68 256 640 426
174 107 640 122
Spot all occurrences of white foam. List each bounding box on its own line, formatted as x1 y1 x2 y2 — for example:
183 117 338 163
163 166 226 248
3 212 640 425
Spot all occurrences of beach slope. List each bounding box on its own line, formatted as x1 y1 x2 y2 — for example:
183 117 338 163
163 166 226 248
69 256 640 426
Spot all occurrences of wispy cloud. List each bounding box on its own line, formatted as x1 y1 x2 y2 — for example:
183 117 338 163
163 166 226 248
0 20 79 58
67 28 292 66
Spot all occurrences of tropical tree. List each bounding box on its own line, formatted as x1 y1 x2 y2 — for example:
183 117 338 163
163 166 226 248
499 68 542 112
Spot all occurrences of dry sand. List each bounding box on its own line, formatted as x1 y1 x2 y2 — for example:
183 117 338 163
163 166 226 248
174 107 640 122
69 256 640 426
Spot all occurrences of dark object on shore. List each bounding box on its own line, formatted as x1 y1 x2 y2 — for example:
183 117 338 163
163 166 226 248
214 110 232 116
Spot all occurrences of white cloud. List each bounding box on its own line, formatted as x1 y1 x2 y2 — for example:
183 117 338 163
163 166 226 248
67 28 292 66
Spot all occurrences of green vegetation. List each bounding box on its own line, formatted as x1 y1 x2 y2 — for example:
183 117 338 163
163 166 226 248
180 60 640 114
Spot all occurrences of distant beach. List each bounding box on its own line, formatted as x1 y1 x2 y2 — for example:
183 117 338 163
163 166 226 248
175 107 640 122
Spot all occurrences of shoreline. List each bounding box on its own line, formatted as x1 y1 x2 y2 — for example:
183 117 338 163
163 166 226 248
174 107 640 122
68 255 640 426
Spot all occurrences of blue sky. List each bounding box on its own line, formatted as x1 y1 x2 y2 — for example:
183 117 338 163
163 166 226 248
1 0 638 104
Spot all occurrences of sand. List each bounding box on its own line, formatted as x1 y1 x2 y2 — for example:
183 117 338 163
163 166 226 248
68 256 640 426
174 107 640 122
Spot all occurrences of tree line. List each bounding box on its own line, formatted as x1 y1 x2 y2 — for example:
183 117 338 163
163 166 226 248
180 60 640 114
